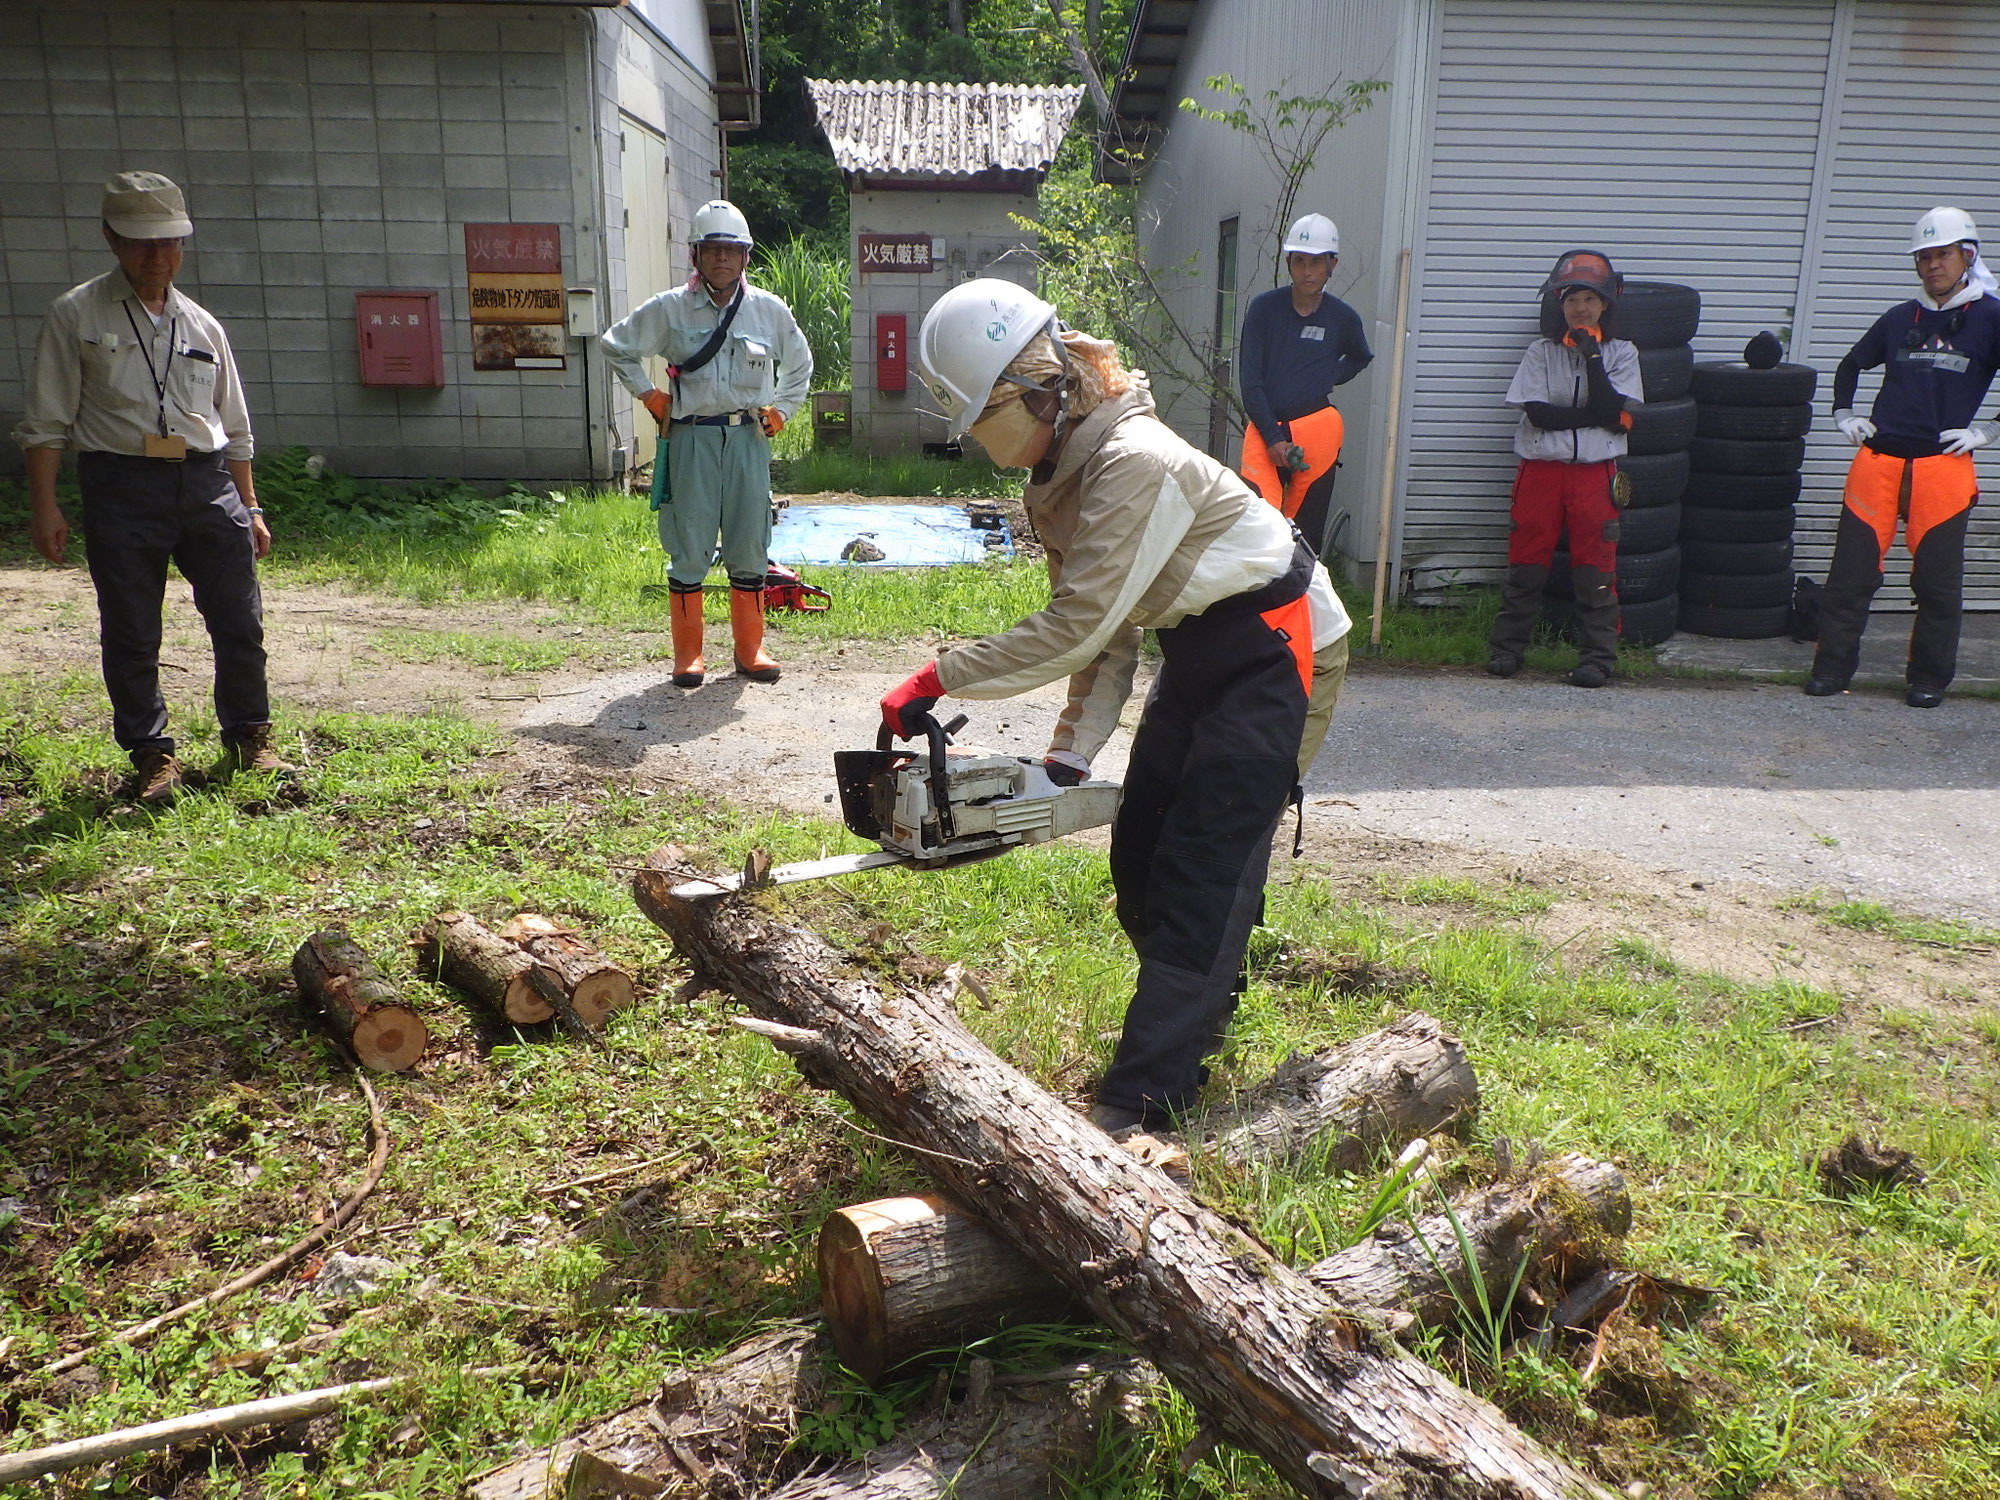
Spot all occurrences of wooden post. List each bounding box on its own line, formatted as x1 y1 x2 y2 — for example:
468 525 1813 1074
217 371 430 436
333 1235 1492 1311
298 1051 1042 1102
291 930 427 1071
632 850 1620 1500
1369 246 1413 650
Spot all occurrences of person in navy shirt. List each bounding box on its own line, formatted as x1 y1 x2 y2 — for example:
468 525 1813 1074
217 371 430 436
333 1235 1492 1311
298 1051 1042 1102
1809 207 2000 708
1236 213 1372 552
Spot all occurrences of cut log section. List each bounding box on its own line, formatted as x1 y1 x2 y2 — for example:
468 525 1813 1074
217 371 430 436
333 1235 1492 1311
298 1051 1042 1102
820 1195 1082 1383
291 930 427 1071
633 849 1619 1500
419 911 556 1025
467 1323 821 1500
500 913 637 1028
1196 1012 1479 1167
821 1154 1630 1379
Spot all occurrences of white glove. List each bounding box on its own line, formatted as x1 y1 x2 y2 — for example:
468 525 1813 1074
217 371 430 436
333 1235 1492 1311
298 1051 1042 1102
1834 410 1876 447
1939 421 1999 456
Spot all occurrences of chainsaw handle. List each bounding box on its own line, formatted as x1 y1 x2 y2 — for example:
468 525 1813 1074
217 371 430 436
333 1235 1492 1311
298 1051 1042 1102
875 713 958 844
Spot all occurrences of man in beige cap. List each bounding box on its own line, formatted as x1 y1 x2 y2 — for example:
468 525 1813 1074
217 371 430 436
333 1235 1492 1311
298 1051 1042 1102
15 171 287 802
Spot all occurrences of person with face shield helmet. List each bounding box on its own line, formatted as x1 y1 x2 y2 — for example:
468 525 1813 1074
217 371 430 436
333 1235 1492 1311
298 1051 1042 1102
881 280 1352 1134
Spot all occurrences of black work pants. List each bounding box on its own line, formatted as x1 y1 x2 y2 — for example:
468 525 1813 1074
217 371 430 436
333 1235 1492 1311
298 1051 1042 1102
1098 545 1311 1123
78 450 269 760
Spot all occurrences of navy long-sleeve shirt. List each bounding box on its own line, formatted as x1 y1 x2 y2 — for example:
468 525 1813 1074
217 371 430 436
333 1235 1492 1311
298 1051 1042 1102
1237 286 1373 448
1832 292 2000 458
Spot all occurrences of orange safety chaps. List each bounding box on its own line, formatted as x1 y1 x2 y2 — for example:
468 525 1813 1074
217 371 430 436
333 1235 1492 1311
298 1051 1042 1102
1238 406 1345 527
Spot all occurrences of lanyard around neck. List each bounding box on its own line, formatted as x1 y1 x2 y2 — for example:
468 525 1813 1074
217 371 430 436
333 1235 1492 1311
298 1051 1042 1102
123 301 177 437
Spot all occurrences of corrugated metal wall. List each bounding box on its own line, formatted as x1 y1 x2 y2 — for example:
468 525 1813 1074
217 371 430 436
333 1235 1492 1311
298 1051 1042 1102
1791 1 2000 606
1399 0 1838 592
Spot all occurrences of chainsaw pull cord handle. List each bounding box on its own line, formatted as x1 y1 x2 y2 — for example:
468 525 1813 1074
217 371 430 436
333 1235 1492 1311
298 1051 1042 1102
873 712 962 845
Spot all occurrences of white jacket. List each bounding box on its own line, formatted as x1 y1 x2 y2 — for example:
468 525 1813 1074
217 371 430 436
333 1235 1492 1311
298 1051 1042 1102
1505 336 1642 464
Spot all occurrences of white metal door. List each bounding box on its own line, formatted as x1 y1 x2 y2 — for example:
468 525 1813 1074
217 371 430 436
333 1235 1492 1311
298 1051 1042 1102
621 114 675 452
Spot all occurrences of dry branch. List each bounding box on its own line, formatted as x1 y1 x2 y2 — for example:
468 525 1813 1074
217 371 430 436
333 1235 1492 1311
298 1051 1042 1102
293 929 428 1070
632 849 1619 1500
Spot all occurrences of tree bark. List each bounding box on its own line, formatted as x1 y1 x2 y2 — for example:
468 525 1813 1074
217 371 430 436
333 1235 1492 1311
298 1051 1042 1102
820 1155 1629 1379
291 930 427 1071
467 1324 821 1500
500 914 637 1028
420 911 557 1025
632 850 1619 1500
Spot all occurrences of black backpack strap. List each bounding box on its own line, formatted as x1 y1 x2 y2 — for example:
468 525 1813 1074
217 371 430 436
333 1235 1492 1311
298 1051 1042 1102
667 279 747 389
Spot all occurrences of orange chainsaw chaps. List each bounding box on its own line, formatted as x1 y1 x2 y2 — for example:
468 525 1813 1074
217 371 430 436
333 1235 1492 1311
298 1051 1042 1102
1258 592 1315 699
1239 406 1345 520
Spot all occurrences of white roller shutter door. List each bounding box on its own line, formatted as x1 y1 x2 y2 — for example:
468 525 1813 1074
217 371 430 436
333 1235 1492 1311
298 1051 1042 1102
1400 0 1836 591
1796 1 2000 608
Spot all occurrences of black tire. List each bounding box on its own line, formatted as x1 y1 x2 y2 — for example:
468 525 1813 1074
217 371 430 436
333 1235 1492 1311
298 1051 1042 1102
1688 435 1807 474
1685 469 1802 510
1626 395 1698 456
1637 343 1694 402
1689 361 1819 407
1680 538 1793 575
1619 592 1679 646
1608 282 1701 349
1678 599 1790 639
1680 504 1795 543
1678 568 1793 608
1617 450 1690 507
1615 545 1680 604
1618 500 1681 554
1695 402 1814 440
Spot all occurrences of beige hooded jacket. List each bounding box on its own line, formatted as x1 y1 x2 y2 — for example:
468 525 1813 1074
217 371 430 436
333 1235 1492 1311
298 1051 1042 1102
934 376 1348 765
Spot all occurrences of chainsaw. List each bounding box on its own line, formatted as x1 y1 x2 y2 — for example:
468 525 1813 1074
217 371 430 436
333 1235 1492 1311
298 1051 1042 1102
669 712 1120 899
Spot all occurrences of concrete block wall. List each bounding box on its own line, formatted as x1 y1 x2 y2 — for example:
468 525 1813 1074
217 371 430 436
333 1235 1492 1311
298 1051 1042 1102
847 189 1041 457
0 0 722 483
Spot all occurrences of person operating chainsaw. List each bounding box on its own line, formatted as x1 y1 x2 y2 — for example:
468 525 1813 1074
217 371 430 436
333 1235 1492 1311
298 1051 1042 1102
883 280 1352 1134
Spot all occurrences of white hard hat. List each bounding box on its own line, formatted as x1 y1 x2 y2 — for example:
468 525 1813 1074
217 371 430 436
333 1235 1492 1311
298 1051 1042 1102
1910 206 1978 255
916 279 1060 434
1281 213 1339 258
691 199 753 249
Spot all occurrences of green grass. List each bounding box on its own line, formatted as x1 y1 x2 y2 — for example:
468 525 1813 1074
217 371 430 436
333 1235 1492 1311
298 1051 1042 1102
3 673 1996 1497
1778 893 2000 953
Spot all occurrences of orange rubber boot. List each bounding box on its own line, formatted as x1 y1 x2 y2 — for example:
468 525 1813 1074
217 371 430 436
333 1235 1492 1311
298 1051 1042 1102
730 587 780 682
669 589 706 688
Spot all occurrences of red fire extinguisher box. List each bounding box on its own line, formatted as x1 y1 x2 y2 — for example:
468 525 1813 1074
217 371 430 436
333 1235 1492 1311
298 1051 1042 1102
355 291 445 387
876 313 907 392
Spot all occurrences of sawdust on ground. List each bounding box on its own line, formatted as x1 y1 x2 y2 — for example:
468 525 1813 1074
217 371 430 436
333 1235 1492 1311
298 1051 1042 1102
4 561 1995 1036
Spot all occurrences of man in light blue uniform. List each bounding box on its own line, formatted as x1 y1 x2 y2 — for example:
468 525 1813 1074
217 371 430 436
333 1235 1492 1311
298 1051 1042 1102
601 200 812 686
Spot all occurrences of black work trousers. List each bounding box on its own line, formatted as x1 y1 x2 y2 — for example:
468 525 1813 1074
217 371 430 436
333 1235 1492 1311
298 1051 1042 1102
1098 545 1311 1123
78 450 269 760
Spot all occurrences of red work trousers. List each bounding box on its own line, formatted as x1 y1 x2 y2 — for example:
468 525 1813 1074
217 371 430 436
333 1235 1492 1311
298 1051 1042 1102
1506 458 1620 572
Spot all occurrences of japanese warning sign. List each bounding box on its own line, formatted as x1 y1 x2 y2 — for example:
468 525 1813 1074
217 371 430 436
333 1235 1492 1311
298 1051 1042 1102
464 223 567 371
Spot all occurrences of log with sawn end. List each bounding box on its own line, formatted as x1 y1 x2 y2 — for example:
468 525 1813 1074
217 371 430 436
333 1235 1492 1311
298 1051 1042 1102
819 1151 1630 1382
291 929 427 1071
632 848 1620 1500
419 911 556 1025
501 913 636 1027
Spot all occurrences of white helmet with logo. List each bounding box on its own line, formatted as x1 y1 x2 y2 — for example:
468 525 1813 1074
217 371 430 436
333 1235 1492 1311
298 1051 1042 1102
691 199 754 249
916 279 1061 434
1282 213 1340 258
1910 206 1978 255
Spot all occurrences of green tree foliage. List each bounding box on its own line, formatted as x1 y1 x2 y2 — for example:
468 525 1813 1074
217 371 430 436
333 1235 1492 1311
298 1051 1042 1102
754 237 851 387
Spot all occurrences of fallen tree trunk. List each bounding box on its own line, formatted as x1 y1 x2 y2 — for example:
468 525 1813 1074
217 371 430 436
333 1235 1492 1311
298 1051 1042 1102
634 849 1619 1500
1195 1012 1478 1166
820 1154 1629 1378
467 1323 821 1500
500 913 636 1028
291 930 427 1071
420 911 556 1025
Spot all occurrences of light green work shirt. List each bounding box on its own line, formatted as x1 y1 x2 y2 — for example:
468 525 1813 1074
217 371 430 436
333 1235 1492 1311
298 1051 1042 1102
599 280 812 419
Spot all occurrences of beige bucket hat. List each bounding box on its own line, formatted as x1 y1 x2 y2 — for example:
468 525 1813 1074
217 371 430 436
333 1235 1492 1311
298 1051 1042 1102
102 171 193 239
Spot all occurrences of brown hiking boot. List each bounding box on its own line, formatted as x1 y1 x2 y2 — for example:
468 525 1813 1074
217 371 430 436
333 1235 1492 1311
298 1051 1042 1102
222 724 295 776
130 749 186 805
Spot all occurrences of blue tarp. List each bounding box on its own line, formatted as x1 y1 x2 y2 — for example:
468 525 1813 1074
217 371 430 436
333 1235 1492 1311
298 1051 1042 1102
768 502 1013 567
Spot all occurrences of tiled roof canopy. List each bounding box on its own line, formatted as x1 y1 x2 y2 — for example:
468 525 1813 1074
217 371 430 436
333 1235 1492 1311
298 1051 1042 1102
807 80 1084 179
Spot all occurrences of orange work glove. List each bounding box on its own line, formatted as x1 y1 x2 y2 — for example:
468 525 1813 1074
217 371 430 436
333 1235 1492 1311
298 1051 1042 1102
640 388 671 425
759 405 785 439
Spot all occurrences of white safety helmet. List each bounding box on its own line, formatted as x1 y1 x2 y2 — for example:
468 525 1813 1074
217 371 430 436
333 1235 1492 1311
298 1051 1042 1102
690 199 754 249
1910 206 1977 256
1281 213 1339 258
916 279 1062 434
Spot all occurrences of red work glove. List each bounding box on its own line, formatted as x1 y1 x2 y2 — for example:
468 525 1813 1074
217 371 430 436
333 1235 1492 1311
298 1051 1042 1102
759 405 785 439
880 662 944 739
641 388 671 425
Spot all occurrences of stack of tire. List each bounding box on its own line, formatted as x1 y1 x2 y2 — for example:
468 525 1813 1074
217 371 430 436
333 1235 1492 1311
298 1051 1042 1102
1543 280 1702 646
1678 342 1819 638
